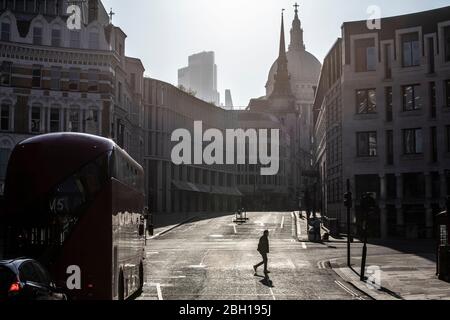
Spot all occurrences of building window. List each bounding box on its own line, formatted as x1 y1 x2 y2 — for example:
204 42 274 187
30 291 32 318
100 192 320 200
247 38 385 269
355 38 376 72
84 109 99 135
444 26 450 62
385 87 393 122
68 109 80 132
402 85 421 111
403 128 423 155
118 82 122 103
51 67 61 90
88 71 99 92
356 89 376 114
69 69 80 91
384 43 392 79
357 132 377 157
31 106 41 133
51 28 61 47
403 173 425 199
386 130 394 165
33 26 43 45
70 31 81 48
446 80 450 108
447 126 450 152
32 66 42 88
49 108 60 132
88 31 99 50
0 103 10 131
428 37 435 74
0 61 12 86
431 127 438 163
402 33 420 67
430 82 436 119
1 22 11 41
0 147 11 182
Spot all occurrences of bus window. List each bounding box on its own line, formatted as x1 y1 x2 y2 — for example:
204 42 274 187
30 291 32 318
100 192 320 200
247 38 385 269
50 152 109 218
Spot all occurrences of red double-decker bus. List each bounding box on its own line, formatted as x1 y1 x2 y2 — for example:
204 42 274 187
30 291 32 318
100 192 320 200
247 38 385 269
1 133 146 300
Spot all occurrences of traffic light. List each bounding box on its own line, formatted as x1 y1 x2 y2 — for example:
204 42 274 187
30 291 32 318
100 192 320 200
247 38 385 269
344 192 352 208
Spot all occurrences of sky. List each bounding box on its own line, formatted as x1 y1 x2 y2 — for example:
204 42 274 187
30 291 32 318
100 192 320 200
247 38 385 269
101 0 450 107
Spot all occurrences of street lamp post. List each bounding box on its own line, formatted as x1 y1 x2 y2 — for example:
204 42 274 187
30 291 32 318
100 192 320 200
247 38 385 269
344 180 353 268
360 192 376 281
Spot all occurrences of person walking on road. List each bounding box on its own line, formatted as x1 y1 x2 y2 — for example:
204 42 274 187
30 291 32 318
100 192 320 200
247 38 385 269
253 230 270 275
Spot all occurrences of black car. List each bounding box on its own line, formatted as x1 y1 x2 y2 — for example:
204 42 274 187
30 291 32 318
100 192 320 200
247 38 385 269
0 258 67 301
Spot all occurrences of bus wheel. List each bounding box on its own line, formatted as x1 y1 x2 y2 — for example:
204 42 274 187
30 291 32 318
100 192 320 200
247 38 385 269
118 270 125 301
139 262 144 291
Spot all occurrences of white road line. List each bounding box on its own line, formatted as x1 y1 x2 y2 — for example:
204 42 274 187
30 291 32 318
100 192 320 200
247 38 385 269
233 225 237 234
269 288 276 301
156 283 163 300
280 216 285 229
200 249 210 266
302 242 307 249
149 283 163 300
335 280 358 298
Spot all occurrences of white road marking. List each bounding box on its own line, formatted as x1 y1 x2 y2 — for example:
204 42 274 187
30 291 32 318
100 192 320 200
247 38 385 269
149 283 163 300
209 235 224 238
233 225 237 234
188 265 207 269
269 287 276 300
281 217 285 229
156 283 163 300
302 242 307 249
334 280 362 299
200 250 210 266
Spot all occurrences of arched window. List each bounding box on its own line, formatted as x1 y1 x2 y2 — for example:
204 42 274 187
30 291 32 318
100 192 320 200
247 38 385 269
49 105 61 132
0 100 12 131
51 24 62 47
70 30 81 48
0 60 12 86
84 107 100 135
0 138 13 188
1 16 11 41
32 22 43 45
68 106 80 132
30 103 42 133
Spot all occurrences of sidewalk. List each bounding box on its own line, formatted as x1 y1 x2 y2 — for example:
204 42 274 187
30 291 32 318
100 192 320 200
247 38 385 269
149 212 201 240
293 212 360 243
149 211 234 240
331 245 450 300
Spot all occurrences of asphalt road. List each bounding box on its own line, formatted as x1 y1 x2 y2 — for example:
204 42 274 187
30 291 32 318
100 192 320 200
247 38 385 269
138 212 372 300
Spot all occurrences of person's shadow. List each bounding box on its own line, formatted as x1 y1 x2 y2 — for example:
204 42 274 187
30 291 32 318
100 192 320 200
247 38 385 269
255 273 274 288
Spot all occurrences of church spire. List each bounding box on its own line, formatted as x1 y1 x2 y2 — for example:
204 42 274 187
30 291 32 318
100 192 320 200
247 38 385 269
289 2 305 51
279 9 287 60
270 9 293 99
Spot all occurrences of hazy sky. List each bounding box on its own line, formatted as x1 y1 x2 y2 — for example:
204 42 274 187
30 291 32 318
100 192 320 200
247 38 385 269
101 0 450 106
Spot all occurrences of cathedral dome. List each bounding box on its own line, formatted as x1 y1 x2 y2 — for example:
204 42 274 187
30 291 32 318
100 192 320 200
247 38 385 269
265 7 321 102
266 50 321 96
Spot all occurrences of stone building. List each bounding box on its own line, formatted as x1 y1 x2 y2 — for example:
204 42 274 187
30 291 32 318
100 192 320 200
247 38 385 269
265 4 321 206
241 7 320 210
233 110 290 211
313 6 450 239
0 0 144 193
143 77 241 215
